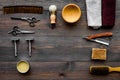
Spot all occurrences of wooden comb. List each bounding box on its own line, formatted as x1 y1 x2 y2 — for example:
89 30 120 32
3 5 43 14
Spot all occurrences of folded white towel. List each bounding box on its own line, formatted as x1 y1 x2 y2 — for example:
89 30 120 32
86 0 102 29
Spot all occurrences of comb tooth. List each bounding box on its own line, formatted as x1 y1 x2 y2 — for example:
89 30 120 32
90 66 109 75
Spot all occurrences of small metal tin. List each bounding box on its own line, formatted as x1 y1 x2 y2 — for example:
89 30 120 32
17 60 30 73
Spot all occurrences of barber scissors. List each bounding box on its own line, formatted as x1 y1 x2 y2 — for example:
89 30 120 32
11 17 40 27
8 26 35 36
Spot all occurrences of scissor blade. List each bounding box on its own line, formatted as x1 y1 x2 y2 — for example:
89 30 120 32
8 30 13 34
11 17 27 21
20 30 35 34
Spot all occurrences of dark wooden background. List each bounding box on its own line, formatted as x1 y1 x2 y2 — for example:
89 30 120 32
0 0 120 80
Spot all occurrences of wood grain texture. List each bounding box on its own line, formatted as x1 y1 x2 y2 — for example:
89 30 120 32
0 62 120 80
0 0 120 80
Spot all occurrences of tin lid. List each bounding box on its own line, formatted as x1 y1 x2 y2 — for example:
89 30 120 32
17 60 30 73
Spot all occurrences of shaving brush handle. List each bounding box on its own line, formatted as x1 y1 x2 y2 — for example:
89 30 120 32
50 13 56 24
110 67 120 72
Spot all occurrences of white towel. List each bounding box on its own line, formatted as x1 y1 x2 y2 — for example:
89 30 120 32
86 0 102 29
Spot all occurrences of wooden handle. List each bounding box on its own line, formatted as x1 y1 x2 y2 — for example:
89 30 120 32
110 67 120 72
50 13 56 24
87 32 113 40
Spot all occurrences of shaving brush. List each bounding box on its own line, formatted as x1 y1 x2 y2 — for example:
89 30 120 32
49 5 57 24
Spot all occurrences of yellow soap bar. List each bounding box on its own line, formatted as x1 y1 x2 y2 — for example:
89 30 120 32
92 48 107 60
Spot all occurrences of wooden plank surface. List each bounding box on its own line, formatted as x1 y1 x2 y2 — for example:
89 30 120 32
0 0 120 80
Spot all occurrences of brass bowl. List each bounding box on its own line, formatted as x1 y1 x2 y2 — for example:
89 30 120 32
62 4 81 23
17 60 30 73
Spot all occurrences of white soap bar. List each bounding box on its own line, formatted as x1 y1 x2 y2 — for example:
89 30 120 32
86 0 102 29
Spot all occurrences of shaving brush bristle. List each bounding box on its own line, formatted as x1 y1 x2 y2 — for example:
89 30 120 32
49 5 57 12
90 66 109 75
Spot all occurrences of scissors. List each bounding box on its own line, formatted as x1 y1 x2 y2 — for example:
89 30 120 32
8 26 35 36
11 17 40 27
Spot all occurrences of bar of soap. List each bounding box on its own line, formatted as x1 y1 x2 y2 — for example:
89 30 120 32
92 48 107 60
